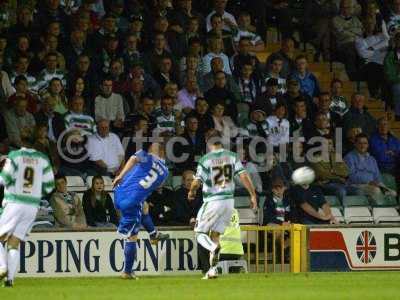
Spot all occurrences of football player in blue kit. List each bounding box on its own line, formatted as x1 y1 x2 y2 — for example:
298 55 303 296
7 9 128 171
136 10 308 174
113 142 169 279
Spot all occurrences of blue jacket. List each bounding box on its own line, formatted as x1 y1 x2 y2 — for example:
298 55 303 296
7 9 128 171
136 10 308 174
369 132 400 172
344 150 382 184
290 71 320 98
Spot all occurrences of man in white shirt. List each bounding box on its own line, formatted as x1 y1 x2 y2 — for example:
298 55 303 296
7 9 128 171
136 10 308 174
201 36 231 75
206 0 237 32
86 119 125 176
94 77 125 131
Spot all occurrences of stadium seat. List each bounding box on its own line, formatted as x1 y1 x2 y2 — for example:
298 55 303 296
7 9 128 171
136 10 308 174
373 207 400 224
325 195 341 207
342 195 369 207
237 208 260 224
382 173 397 192
370 194 397 207
66 176 87 192
235 196 251 208
172 176 182 189
217 260 248 274
86 176 113 191
344 207 374 224
331 207 345 223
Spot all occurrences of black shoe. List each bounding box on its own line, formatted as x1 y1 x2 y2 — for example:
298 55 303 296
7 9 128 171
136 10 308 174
150 232 169 244
3 280 13 288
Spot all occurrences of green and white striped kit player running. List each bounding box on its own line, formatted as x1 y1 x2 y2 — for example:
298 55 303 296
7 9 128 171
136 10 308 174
0 147 55 287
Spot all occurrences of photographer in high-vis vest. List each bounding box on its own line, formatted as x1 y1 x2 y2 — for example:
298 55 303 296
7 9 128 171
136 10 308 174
219 208 244 260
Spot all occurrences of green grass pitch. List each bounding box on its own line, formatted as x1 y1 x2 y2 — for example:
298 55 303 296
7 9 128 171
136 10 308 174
3 272 400 300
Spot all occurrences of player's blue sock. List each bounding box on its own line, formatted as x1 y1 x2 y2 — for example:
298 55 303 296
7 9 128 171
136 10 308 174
124 240 137 274
142 213 156 237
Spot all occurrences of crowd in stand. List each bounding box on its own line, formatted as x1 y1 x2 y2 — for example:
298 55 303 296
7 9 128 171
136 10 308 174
1 0 400 228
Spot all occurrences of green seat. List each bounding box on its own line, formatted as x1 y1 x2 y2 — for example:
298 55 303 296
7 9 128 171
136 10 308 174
382 173 397 191
235 196 251 208
172 176 182 189
371 194 398 207
342 195 369 207
325 195 341 207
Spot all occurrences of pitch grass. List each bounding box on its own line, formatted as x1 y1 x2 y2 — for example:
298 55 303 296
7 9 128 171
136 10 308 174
2 272 400 300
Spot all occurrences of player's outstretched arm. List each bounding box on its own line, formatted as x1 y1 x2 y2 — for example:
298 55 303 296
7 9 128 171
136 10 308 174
239 172 257 209
112 156 139 188
188 178 201 201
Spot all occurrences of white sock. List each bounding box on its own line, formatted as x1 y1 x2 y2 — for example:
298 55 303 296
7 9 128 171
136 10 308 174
0 242 6 271
196 233 218 252
7 248 19 282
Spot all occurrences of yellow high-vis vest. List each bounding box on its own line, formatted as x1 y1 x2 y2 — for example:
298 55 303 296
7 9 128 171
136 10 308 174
220 209 244 255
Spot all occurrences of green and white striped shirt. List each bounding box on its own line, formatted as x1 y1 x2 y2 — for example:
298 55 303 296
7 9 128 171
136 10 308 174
0 148 55 207
154 109 177 134
64 112 96 135
195 148 246 202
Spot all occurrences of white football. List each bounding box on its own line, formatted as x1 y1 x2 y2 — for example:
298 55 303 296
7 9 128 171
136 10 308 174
291 166 316 185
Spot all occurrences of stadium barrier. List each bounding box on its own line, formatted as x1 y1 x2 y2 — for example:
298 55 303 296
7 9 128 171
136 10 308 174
241 224 308 273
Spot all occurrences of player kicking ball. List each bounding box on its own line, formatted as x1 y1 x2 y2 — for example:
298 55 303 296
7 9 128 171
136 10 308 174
188 130 257 279
0 146 55 287
113 142 169 280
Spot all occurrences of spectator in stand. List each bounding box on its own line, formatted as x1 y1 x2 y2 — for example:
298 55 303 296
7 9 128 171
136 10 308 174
332 0 363 81
355 16 388 98
265 1 295 40
8 5 40 46
305 113 332 145
83 175 118 228
210 102 240 146
94 76 125 131
122 33 142 70
235 59 262 107
315 92 342 130
64 96 96 135
124 115 149 159
129 62 162 100
153 96 180 135
289 97 313 138
201 36 231 75
147 186 176 225
8 75 38 114
233 11 264 52
383 0 400 39
32 123 60 174
36 52 67 94
384 31 400 121
109 59 129 95
290 55 320 99
266 37 296 79
69 54 99 101
199 56 241 101
179 52 202 85
138 97 157 132
34 96 65 142
68 76 92 115
264 56 287 95
153 56 180 89
230 36 261 77
343 93 376 137
144 32 175 75
304 0 337 61
174 170 202 226
369 117 400 174
37 34 66 71
86 119 125 176
266 101 290 149
168 0 203 35
42 78 68 115
6 34 35 70
206 0 238 33
330 78 349 117
126 14 145 49
283 79 315 119
99 34 121 76
263 177 291 225
256 78 285 117
189 97 214 135
64 28 91 70
206 13 236 57
173 115 206 174
124 77 146 115
9 55 38 94
344 133 387 202
91 13 120 49
292 183 337 224
0 60 14 110
4 97 36 148
343 126 363 155
311 139 352 203
177 74 202 113
204 71 239 120
50 175 87 229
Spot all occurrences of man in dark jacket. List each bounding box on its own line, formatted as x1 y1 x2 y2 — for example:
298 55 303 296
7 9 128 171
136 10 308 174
343 93 376 137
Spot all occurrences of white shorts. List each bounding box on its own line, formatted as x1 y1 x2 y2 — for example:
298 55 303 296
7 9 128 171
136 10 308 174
195 199 234 234
0 202 38 241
